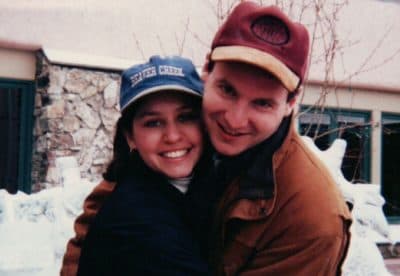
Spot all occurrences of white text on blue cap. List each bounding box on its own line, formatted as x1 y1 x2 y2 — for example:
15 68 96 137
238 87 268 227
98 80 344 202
130 65 185 88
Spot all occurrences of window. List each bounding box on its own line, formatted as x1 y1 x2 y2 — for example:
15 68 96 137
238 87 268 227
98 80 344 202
0 79 35 194
382 113 400 219
299 107 371 183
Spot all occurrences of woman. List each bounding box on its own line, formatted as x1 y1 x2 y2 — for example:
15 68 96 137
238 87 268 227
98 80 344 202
66 56 213 275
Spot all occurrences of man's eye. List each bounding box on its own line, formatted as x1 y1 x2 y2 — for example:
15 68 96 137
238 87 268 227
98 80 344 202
143 120 162 128
253 99 272 108
218 83 235 97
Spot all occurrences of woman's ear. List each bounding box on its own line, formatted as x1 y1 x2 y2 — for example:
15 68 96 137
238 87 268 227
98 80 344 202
124 131 136 151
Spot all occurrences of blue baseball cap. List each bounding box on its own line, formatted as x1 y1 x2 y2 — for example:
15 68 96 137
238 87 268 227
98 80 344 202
120 55 204 111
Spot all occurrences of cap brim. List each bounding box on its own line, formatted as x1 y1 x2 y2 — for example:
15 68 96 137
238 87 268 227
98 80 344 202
121 84 201 111
211 46 299 92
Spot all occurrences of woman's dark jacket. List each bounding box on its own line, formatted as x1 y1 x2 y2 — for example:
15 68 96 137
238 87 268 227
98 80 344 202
77 154 212 276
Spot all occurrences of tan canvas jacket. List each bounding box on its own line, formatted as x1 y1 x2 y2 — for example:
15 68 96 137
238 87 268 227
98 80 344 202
211 122 352 276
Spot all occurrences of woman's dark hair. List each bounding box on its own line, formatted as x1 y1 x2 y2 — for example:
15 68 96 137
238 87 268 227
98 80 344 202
102 103 137 182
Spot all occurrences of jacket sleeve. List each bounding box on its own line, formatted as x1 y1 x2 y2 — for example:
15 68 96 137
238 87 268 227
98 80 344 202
225 220 351 276
60 180 116 276
248 234 350 275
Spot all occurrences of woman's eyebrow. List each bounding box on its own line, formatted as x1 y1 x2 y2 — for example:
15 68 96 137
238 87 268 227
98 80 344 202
135 110 160 118
177 104 195 111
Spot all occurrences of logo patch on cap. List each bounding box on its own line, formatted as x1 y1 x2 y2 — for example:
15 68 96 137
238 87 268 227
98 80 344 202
251 16 289 45
159 65 184 77
129 65 185 88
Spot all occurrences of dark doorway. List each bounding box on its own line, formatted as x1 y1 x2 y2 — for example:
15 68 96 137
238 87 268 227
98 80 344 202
299 107 371 183
382 114 400 218
0 80 34 194
299 112 331 150
338 123 370 183
0 87 21 193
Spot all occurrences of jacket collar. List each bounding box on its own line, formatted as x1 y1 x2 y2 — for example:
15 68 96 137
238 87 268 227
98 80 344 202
122 153 186 201
214 114 293 202
218 114 298 222
238 115 291 199
215 114 292 200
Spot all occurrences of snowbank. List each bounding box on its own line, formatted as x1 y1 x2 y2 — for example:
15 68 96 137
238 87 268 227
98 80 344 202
0 157 96 275
302 137 393 276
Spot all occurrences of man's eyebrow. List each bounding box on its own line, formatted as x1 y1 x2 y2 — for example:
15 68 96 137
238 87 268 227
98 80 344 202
215 78 236 89
215 77 229 84
254 97 277 106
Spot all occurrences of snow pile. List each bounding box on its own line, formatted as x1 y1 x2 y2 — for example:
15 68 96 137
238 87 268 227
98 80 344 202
0 140 396 275
302 136 393 276
0 157 96 276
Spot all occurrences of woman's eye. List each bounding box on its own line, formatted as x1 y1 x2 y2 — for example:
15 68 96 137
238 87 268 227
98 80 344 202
143 120 162 128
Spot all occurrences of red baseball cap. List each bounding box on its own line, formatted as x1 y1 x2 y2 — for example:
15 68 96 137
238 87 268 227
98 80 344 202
210 1 310 92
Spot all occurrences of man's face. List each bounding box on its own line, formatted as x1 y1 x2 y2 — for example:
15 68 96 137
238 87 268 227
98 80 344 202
202 61 296 156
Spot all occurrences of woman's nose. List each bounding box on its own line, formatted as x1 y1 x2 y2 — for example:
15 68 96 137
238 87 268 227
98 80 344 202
163 123 182 143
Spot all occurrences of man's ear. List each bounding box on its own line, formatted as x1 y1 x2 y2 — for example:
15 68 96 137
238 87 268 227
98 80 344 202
285 93 298 116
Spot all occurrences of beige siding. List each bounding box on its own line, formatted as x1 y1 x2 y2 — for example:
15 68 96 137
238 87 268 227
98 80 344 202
0 48 36 80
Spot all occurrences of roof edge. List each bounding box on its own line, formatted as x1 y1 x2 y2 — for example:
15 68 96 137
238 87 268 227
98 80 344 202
0 38 41 51
42 48 140 71
306 78 400 94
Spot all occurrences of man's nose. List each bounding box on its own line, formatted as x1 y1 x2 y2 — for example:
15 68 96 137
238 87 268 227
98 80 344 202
224 103 249 129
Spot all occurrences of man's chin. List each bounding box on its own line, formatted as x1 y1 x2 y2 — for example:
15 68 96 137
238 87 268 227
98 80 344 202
212 140 246 156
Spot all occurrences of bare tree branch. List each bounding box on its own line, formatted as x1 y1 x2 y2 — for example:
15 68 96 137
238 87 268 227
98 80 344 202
175 17 191 55
156 35 167 56
132 33 146 60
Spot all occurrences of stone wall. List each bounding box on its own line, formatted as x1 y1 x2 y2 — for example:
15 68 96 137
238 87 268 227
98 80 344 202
31 53 121 192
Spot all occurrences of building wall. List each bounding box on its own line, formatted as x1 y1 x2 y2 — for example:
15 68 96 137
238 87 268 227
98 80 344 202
301 83 400 185
302 84 400 113
0 47 36 81
31 53 121 191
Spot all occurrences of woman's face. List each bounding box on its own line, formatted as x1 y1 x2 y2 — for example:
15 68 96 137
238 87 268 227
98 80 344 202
125 92 204 179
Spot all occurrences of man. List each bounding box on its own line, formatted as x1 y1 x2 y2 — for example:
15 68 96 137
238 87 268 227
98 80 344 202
201 2 351 275
62 2 351 275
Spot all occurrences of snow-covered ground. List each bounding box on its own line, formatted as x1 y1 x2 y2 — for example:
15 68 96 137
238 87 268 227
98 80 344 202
0 139 398 275
303 137 397 276
0 157 97 275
